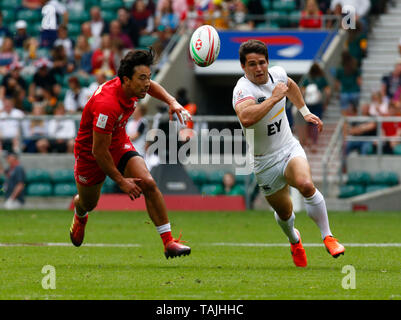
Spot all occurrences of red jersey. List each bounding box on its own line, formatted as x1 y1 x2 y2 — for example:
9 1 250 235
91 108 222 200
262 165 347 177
74 77 138 163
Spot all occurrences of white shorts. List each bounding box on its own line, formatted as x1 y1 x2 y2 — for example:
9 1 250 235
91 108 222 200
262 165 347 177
255 141 307 196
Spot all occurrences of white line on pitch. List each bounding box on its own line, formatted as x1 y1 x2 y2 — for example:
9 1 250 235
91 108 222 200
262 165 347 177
1 242 401 248
211 243 401 247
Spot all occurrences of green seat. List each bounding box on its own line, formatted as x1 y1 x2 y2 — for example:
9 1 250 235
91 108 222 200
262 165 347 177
2 9 15 23
371 171 399 186
68 10 90 23
393 143 401 155
347 171 371 186
26 183 53 196
100 0 124 10
338 184 365 198
1 0 22 10
261 0 271 11
138 35 158 48
53 183 77 196
187 170 208 186
101 10 117 23
36 48 50 59
58 87 68 100
272 0 296 12
365 184 389 193
26 169 51 184
207 170 226 184
84 0 98 10
67 23 81 37
21 73 34 86
52 169 75 184
17 10 42 23
201 184 224 196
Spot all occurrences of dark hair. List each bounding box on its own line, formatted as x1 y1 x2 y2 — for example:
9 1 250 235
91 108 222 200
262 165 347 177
118 48 155 83
239 39 269 65
309 62 324 78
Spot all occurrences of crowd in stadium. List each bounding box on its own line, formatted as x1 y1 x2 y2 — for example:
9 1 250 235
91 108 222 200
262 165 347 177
0 0 394 156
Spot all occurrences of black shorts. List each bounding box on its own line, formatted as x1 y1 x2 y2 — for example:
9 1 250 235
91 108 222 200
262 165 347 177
117 150 142 176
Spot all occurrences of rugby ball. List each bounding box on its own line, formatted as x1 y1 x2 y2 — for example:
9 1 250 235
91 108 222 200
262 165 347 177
189 25 220 67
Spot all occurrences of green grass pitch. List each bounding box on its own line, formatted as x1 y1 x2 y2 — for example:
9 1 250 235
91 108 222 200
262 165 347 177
1 209 401 300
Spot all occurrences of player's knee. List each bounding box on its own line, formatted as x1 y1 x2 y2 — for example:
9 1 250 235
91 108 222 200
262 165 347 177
139 176 158 194
76 195 98 212
296 180 315 197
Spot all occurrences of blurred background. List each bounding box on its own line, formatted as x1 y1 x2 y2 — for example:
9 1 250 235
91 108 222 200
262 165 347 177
0 0 400 212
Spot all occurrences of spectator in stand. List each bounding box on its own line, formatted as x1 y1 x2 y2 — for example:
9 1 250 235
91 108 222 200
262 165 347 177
126 104 148 156
91 34 116 77
0 96 24 154
1 151 26 210
117 7 140 48
0 37 19 76
345 20 367 67
73 35 93 76
381 101 401 154
86 72 107 98
0 11 11 48
13 20 29 49
47 103 75 153
111 38 125 72
206 0 230 30
22 104 49 153
54 24 75 60
180 0 204 31
31 86 57 115
22 0 42 9
300 62 331 152
0 62 27 112
366 91 389 116
222 172 245 196
335 51 361 115
398 36 401 57
40 0 68 48
325 2 343 29
81 22 100 52
231 0 252 30
63 76 89 114
157 0 181 33
156 0 187 22
299 0 323 29
343 103 376 155
132 0 155 36
109 20 134 49
29 58 60 103
89 6 109 47
381 60 401 101
50 44 74 79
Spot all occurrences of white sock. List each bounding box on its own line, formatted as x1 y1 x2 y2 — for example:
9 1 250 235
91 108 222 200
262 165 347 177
304 189 332 240
274 212 299 244
156 223 171 234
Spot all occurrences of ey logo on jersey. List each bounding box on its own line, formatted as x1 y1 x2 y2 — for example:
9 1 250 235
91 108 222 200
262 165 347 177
267 119 282 136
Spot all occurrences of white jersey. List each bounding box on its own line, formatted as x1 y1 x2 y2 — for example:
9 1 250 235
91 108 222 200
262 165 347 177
233 66 297 168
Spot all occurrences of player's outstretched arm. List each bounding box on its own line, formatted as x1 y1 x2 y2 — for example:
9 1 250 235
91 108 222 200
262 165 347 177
147 80 191 124
286 77 323 132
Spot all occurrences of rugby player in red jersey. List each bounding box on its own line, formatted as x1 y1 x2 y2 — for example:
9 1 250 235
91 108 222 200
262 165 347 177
70 49 191 259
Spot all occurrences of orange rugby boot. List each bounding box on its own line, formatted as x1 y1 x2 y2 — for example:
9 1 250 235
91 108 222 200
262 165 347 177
290 229 307 267
164 233 191 259
324 235 345 258
69 213 88 247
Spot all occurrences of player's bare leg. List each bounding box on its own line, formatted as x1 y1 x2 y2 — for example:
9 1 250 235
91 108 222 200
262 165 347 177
266 185 307 267
285 156 345 258
70 182 103 247
124 156 191 259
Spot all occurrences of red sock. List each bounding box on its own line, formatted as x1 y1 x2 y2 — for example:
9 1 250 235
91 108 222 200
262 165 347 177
160 231 173 246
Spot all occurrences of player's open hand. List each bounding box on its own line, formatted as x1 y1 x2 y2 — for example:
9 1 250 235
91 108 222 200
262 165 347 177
304 113 323 132
119 178 143 200
169 100 192 125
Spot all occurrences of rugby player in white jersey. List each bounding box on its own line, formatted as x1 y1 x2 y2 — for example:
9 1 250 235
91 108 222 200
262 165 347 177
233 39 344 267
